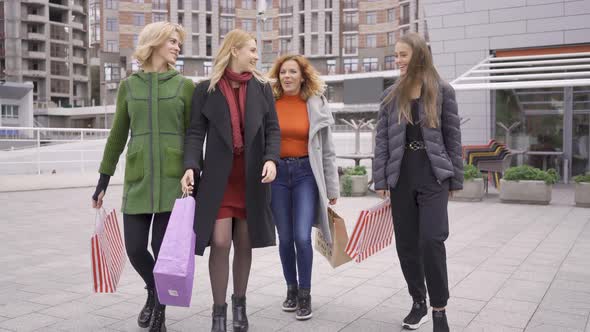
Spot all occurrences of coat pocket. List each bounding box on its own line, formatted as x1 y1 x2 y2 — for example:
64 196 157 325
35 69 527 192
125 148 144 183
164 147 184 178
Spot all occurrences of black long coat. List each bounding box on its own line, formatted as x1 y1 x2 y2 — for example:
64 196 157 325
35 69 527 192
184 78 281 256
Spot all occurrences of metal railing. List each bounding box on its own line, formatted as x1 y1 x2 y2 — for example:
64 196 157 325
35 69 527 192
0 126 119 175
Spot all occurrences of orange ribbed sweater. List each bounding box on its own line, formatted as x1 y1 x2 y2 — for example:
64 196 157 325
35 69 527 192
276 94 309 158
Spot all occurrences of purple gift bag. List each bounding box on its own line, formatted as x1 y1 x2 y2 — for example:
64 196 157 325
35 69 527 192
154 195 196 307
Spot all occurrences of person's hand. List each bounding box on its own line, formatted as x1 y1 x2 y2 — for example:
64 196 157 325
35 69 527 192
181 169 195 195
448 190 455 198
261 161 277 183
376 190 389 199
329 198 338 205
92 174 110 209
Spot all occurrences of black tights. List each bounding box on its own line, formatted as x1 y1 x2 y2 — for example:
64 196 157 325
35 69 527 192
209 218 252 305
123 212 170 289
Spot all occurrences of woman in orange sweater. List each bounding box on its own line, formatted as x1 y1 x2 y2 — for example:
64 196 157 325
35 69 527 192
268 55 340 320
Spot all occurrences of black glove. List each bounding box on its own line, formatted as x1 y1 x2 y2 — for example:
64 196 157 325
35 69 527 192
92 173 111 201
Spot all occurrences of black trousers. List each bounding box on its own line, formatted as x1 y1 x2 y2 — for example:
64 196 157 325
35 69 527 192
123 212 170 289
389 151 450 308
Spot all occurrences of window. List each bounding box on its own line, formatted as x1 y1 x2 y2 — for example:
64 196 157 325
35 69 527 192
106 18 118 31
401 3 410 25
105 0 117 9
220 17 234 35
279 38 291 54
242 0 254 9
363 57 378 72
264 18 273 32
325 35 332 54
133 0 144 3
388 32 395 45
1 105 19 119
242 19 254 32
385 55 394 70
311 13 318 32
91 23 100 43
311 36 318 54
325 12 332 32
106 40 118 52
206 36 212 56
263 40 273 53
203 61 212 76
366 11 377 25
343 12 357 31
325 0 332 9
343 58 358 73
153 0 166 10
133 14 145 26
388 8 395 22
280 17 292 35
104 62 120 81
133 34 139 47
366 34 376 48
401 26 409 35
153 13 166 22
344 35 357 53
175 60 184 73
326 59 336 75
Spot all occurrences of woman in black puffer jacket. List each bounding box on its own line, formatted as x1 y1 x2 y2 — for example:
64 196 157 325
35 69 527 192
373 32 463 332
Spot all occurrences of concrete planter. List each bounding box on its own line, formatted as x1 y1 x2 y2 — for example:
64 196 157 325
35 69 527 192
340 174 368 197
451 178 485 202
499 179 552 205
575 182 590 207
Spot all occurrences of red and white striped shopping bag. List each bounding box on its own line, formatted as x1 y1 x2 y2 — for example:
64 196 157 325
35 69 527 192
345 199 394 263
91 208 126 293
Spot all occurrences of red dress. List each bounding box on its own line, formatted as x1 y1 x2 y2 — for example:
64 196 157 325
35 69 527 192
216 88 247 220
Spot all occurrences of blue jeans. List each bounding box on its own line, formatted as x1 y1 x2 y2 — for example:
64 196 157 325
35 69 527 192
271 157 318 289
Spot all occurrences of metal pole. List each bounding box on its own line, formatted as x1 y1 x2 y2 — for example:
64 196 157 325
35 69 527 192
256 0 266 71
36 129 41 175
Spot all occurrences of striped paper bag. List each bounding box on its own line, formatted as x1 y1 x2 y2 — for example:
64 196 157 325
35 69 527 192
345 199 394 263
91 208 126 293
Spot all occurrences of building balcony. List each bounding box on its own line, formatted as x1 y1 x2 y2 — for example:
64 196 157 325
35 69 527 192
279 28 292 36
343 0 357 10
22 0 48 4
51 71 70 78
26 32 46 40
74 74 89 82
220 6 235 15
343 47 358 55
72 4 86 14
24 51 46 59
72 39 85 47
71 21 85 31
72 56 86 65
23 69 46 77
25 14 47 22
400 17 410 25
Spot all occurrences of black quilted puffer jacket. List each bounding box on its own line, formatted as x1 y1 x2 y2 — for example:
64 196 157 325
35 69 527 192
373 80 464 191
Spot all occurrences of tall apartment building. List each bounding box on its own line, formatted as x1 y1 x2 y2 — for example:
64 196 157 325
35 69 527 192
0 0 90 108
92 0 424 104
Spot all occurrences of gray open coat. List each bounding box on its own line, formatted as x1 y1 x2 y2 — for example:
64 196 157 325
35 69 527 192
373 81 463 192
305 95 340 244
184 78 281 256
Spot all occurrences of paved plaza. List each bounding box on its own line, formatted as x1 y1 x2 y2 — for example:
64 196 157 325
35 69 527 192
0 185 589 331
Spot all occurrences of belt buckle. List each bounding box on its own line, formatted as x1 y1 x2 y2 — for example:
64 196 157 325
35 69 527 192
408 141 422 151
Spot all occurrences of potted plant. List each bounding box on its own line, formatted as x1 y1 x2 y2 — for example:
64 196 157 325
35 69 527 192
340 166 368 197
499 165 558 205
573 173 590 207
451 164 485 201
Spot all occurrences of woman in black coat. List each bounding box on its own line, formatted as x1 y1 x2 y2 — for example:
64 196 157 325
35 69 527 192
181 29 280 332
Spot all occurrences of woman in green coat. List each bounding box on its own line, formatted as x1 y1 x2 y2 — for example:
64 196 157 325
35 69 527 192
91 22 194 332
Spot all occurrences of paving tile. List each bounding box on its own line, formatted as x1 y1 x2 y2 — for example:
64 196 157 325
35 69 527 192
527 309 588 330
452 271 511 301
339 318 403 332
465 321 524 331
0 301 49 319
43 313 119 331
496 279 551 303
39 300 104 319
279 318 347 332
0 312 63 332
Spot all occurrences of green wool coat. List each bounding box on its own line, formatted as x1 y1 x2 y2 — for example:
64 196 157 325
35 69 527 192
99 69 195 214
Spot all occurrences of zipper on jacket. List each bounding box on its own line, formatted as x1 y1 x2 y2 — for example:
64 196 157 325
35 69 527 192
148 74 154 211
419 125 443 185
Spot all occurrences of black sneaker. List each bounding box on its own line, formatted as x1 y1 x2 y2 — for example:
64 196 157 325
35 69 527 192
432 310 449 332
282 285 298 312
295 288 312 320
402 300 428 330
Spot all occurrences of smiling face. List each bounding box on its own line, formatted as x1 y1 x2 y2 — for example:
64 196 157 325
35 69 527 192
279 59 304 96
394 41 413 77
232 38 259 73
154 31 181 66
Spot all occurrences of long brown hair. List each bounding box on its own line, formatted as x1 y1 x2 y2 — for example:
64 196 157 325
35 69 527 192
384 33 440 128
267 54 325 100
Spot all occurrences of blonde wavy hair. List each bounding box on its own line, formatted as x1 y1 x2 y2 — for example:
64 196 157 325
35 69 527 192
267 55 325 100
207 29 266 92
132 21 186 70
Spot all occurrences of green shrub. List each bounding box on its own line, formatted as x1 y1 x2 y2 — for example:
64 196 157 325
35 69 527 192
503 165 559 185
341 175 353 197
464 164 482 181
573 173 590 183
344 165 367 176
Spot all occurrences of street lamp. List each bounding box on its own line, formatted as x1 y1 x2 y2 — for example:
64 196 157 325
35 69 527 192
256 0 267 70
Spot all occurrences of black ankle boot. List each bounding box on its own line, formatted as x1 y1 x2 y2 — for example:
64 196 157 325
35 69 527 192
211 303 227 332
149 297 166 332
232 294 249 332
296 288 312 320
282 285 298 312
138 286 155 328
